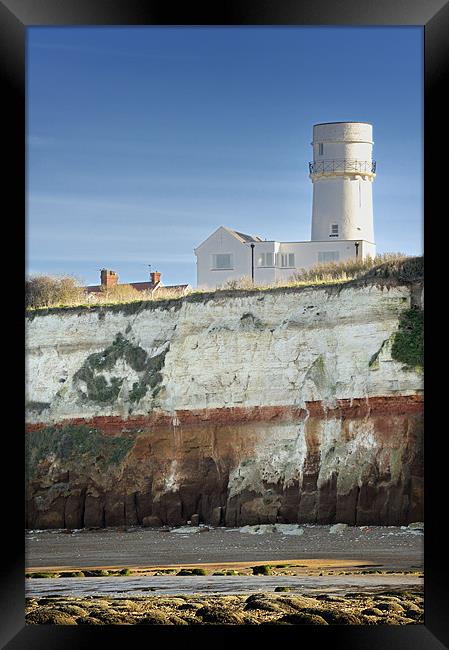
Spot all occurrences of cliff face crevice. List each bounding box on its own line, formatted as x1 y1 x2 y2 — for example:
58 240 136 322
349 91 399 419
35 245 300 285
25 280 423 528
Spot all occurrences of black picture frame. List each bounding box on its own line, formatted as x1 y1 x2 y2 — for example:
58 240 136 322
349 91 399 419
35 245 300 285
3 0 447 647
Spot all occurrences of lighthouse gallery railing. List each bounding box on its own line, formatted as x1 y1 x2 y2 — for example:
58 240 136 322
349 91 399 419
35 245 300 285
309 159 376 174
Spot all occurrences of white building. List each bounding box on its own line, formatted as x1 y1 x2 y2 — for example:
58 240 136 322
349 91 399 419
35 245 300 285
194 122 377 289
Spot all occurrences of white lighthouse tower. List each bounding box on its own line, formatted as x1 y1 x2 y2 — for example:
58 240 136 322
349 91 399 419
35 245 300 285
194 121 378 288
310 122 376 248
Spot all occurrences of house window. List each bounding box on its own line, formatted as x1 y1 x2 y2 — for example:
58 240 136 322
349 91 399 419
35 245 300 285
330 223 339 237
318 143 324 156
212 253 233 269
257 252 274 267
318 251 340 263
277 253 295 268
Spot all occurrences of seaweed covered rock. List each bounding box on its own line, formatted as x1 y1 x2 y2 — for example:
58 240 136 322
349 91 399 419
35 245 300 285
196 605 245 625
272 612 329 625
26 609 78 625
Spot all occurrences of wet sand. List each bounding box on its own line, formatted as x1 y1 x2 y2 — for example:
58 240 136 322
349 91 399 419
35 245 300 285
25 572 423 599
26 524 423 572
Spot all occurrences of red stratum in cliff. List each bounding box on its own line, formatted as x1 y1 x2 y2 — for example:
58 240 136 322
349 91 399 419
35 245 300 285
25 261 423 529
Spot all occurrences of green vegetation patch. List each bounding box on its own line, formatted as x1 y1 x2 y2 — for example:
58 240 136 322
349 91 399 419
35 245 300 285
240 312 263 330
75 371 124 404
26 423 134 480
391 307 424 369
26 401 51 414
191 568 208 576
368 349 381 369
73 333 168 405
252 565 272 575
305 355 327 389
82 570 111 577
59 571 85 578
176 568 208 576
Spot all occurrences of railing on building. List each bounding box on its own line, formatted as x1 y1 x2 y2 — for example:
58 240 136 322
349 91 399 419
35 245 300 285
309 159 377 175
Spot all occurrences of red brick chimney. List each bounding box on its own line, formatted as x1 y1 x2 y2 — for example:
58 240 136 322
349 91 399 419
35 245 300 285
100 269 118 288
150 271 161 286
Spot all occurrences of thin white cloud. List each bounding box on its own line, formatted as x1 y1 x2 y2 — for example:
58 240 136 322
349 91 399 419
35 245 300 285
27 194 202 216
27 135 55 147
29 41 201 61
28 253 195 264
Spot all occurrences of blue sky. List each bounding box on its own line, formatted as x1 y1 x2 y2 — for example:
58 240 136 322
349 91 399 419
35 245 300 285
27 26 423 287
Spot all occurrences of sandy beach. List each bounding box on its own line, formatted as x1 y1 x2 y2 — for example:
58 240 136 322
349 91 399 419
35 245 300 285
26 524 423 572
24 523 424 624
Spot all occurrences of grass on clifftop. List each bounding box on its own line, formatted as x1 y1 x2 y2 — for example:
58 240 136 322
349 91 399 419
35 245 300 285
25 254 423 314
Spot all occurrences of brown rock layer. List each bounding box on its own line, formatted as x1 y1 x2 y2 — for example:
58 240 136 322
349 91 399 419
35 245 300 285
26 396 423 529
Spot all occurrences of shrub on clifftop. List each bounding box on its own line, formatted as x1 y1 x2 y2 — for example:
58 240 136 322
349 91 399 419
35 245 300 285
25 255 423 313
25 275 83 308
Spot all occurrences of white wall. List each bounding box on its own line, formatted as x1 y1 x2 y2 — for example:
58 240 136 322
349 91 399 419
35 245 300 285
26 281 422 423
311 176 374 242
311 122 375 244
196 232 375 288
195 227 253 289
360 241 376 259
273 240 374 282
312 122 373 149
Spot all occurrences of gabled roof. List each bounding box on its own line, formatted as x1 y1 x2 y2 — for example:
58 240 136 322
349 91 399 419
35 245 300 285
229 229 263 243
85 281 190 294
84 285 102 293
130 282 190 292
194 225 264 252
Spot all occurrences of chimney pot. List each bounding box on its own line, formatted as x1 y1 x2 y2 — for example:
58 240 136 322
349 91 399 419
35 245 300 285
150 271 161 285
100 268 118 288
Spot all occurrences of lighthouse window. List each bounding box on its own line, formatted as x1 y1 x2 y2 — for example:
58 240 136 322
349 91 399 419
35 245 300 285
318 251 340 263
330 224 339 237
318 143 324 156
